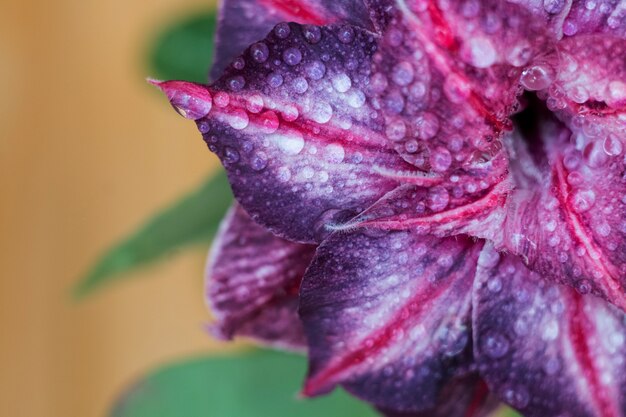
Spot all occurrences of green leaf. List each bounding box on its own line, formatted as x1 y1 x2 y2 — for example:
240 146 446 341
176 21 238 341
74 171 233 299
110 350 379 417
148 10 216 83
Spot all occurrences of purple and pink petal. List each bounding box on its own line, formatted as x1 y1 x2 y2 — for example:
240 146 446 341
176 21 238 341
206 204 315 349
299 230 481 411
474 244 626 416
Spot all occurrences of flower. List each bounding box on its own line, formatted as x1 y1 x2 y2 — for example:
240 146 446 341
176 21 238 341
153 0 626 415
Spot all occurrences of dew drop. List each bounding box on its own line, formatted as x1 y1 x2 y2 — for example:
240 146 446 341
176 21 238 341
292 76 309 94
277 166 291 182
481 331 510 359
520 64 555 91
305 61 326 80
267 72 284 88
427 186 450 212
385 119 407 141
226 109 249 130
603 134 623 156
332 73 352 93
430 147 452 172
337 25 355 43
543 0 565 13
246 94 264 113
415 112 440 140
271 131 305 155
213 91 229 108
250 152 268 171
502 385 530 409
583 141 609 168
283 47 302 66
391 61 414 86
302 25 321 44
467 36 497 68
223 146 240 164
259 110 279 134
347 90 366 108
324 143 345 163
443 73 471 103
228 76 246 92
571 189 596 213
310 102 333 124
274 22 291 39
575 279 592 294
506 41 532 67
250 42 269 63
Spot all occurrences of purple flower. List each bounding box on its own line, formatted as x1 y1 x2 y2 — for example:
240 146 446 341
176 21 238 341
153 0 626 415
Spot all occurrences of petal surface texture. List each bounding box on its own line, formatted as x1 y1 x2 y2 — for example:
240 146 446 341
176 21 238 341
502 36 626 309
379 376 498 417
299 229 482 411
207 204 315 349
322 0 555 240
159 24 421 243
210 0 374 79
474 244 626 417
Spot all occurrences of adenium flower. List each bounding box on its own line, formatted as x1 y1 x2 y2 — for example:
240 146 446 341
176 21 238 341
153 0 626 415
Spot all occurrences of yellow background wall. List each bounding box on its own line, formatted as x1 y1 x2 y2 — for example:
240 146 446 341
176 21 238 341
0 0 229 416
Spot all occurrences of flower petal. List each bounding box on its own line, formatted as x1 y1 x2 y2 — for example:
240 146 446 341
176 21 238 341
320 0 556 239
207 204 315 349
156 23 418 243
514 0 626 39
474 244 626 417
378 376 498 417
299 230 482 411
501 36 626 309
210 0 375 80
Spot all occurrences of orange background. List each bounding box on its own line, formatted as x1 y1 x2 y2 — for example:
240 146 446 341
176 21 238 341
0 0 231 416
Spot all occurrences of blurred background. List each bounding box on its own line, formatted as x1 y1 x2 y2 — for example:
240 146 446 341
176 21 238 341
0 0 228 416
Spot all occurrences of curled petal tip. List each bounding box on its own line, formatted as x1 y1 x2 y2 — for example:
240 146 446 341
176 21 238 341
153 79 212 120
146 77 163 86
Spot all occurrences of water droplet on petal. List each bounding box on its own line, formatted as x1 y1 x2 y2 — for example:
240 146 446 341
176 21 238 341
305 61 326 80
302 25 321 44
283 47 302 66
583 141 609 168
543 0 565 13
415 112 440 140
337 26 354 43
603 134 623 156
481 331 510 359
250 42 269 63
332 73 352 93
520 64 555 91
271 131 305 155
226 109 249 130
385 119 407 141
310 102 333 124
571 189 596 213
274 22 291 39
292 76 309 94
467 36 497 68
324 143 345 163
427 186 449 212
267 72 283 88
250 152 268 171
391 61 414 86
430 147 452 172
502 384 530 409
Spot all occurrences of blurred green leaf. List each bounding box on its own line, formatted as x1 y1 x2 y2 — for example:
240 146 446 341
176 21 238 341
74 171 233 298
148 11 216 83
110 349 378 417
